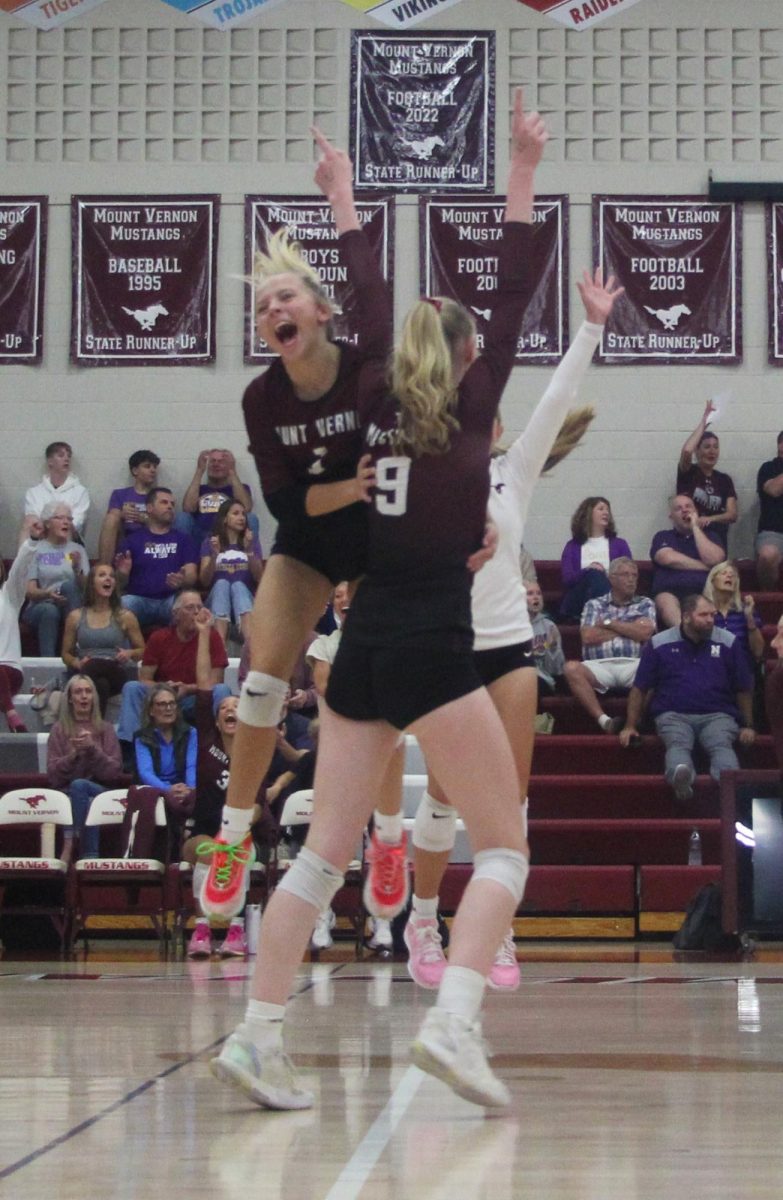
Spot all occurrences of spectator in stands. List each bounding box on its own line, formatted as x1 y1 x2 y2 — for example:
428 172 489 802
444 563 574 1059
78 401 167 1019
130 683 196 852
524 580 564 696
183 610 269 959
559 496 631 621
116 589 230 750
677 401 737 551
24 501 88 656
98 449 161 564
764 615 783 775
61 563 145 716
755 431 783 591
619 593 755 801
47 674 123 862
649 494 724 629
563 557 656 734
180 448 257 540
114 487 198 628
702 561 764 669
199 499 264 645
21 441 90 542
0 527 42 731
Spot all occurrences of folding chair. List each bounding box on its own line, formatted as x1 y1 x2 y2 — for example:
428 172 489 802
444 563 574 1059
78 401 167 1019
0 788 73 954
71 789 169 956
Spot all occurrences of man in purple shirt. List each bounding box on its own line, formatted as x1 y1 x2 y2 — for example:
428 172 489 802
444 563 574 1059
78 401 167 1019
619 594 755 801
98 449 161 563
649 494 724 629
115 487 198 627
178 448 257 540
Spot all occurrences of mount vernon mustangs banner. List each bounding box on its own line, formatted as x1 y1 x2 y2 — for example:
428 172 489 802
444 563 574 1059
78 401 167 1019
767 203 783 366
594 196 742 366
336 0 467 29
351 32 494 193
244 195 394 365
421 197 568 364
513 0 646 31
153 0 287 31
72 195 218 367
0 198 46 366
0 0 109 29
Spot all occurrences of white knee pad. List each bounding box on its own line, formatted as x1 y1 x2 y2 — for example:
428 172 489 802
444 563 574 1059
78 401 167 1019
237 671 288 728
412 790 458 854
276 846 344 911
472 848 530 906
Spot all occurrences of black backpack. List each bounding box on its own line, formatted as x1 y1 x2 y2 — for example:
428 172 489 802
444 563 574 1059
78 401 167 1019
673 883 740 952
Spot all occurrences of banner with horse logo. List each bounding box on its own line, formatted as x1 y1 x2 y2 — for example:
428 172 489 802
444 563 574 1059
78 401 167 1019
593 196 742 365
420 196 568 364
0 197 46 366
71 195 219 366
244 195 394 364
351 31 494 194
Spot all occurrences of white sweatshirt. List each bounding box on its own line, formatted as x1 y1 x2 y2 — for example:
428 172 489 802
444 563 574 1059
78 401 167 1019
24 473 91 534
0 539 39 670
472 321 603 651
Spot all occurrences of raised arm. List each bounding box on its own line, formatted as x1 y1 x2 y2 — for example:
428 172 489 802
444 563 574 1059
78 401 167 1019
504 88 548 224
679 400 715 473
182 450 209 515
312 127 360 234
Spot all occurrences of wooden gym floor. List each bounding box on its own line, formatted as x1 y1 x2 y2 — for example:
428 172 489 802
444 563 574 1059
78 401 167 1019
2 942 783 1199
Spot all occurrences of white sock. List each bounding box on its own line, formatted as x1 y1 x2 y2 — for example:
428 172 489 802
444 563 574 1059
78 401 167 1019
229 916 244 929
437 965 486 1022
412 893 438 920
194 915 208 929
598 713 612 731
244 998 285 1050
221 805 253 842
374 809 403 844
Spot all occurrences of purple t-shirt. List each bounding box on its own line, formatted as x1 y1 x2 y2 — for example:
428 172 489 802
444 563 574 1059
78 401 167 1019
649 527 723 597
199 535 262 589
119 528 198 599
107 486 150 535
192 482 253 539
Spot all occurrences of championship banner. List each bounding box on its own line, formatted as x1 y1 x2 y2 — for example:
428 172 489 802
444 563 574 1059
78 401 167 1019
0 0 110 29
594 196 742 365
767 203 783 366
244 195 394 365
153 0 287 31
420 196 568 364
351 31 494 194
513 0 646 31
72 195 219 367
336 0 467 29
0 198 46 366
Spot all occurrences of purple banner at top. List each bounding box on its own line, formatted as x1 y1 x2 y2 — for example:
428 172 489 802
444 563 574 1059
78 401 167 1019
244 195 394 365
594 196 742 365
768 202 783 367
71 195 219 367
420 196 568 364
0 197 46 365
351 31 494 193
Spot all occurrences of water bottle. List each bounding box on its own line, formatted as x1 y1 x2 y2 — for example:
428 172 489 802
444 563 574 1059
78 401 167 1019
688 829 702 866
245 903 262 955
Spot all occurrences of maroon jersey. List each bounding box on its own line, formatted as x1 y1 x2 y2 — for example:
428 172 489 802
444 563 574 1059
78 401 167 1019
191 690 265 832
242 230 392 517
359 222 534 584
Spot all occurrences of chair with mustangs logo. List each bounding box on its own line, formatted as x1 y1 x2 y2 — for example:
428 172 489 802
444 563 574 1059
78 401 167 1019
0 787 74 954
71 789 170 957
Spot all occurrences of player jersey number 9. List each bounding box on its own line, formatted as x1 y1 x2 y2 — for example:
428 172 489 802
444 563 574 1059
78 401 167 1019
374 456 411 517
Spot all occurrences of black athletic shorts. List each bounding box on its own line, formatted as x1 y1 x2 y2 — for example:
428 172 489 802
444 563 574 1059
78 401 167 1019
271 504 369 585
473 639 535 687
325 572 481 730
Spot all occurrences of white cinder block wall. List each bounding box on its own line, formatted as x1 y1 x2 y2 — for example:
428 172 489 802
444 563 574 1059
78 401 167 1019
0 0 780 564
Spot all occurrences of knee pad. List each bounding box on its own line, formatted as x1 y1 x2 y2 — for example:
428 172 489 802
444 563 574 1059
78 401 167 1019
277 846 344 912
412 790 458 853
472 847 529 906
237 671 288 728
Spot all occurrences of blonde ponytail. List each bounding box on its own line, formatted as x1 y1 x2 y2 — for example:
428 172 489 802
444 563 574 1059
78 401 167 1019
392 298 475 458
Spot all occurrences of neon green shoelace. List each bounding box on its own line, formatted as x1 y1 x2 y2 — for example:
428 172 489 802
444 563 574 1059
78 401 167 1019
197 838 253 887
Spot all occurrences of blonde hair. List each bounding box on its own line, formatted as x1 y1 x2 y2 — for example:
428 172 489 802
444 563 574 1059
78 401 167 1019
252 228 334 314
58 674 102 737
391 298 475 458
703 560 742 612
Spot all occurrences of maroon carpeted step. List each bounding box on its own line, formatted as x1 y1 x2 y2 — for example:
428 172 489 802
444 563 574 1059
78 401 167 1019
541 694 630 734
531 734 775 775
639 864 722 910
528 774 718 819
438 863 636 914
528 817 722 865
